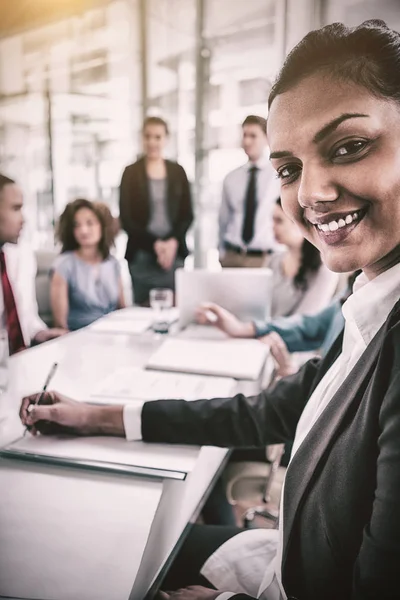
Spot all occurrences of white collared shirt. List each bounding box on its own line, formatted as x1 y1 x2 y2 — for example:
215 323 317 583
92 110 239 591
1 242 47 345
218 155 280 254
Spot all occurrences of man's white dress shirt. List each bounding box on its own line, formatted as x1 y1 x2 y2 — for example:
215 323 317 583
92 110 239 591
1 243 46 345
218 156 280 254
123 263 400 599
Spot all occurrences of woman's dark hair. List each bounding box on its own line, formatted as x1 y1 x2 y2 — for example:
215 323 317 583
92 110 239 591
56 198 116 259
269 20 400 109
142 116 169 135
276 198 321 291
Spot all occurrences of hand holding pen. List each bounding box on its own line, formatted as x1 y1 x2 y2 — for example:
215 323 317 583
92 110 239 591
24 362 58 435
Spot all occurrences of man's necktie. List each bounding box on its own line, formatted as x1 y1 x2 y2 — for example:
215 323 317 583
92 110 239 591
0 250 26 355
242 165 258 245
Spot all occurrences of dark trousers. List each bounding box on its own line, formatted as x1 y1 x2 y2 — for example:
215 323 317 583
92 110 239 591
161 524 243 591
129 250 184 305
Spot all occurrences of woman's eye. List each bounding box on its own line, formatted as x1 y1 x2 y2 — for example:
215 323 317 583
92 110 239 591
333 140 367 158
276 164 301 182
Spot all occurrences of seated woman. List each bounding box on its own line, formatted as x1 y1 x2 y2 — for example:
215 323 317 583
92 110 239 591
50 199 125 331
199 272 358 378
198 198 338 334
268 198 338 317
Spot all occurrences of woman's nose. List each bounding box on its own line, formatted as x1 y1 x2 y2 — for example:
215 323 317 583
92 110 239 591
298 164 338 209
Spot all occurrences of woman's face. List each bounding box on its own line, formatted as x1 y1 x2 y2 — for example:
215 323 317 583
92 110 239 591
73 207 102 249
272 203 304 249
143 124 167 159
268 73 400 278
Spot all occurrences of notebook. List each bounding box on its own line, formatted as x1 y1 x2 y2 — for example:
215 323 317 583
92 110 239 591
146 337 269 380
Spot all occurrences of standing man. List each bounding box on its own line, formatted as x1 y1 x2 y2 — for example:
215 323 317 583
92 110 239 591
219 115 280 267
0 174 66 354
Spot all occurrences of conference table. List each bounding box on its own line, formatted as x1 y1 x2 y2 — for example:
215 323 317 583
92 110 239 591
0 310 274 600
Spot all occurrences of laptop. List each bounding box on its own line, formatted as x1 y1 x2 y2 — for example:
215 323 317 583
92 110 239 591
176 268 273 328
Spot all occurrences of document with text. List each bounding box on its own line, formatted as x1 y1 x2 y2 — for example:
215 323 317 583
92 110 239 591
89 366 236 403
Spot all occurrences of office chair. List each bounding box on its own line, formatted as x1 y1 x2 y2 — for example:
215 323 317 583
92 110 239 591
224 442 286 528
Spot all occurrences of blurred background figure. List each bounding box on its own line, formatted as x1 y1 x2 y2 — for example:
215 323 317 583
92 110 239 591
219 115 280 268
0 174 66 353
50 199 125 331
199 198 338 332
119 117 193 305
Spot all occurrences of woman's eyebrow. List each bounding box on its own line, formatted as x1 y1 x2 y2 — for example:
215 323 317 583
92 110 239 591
269 113 369 160
313 113 369 144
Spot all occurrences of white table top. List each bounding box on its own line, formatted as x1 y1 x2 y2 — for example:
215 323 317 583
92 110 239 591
0 314 274 600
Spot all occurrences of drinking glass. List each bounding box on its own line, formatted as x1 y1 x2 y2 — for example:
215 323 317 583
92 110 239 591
149 288 173 334
0 329 9 394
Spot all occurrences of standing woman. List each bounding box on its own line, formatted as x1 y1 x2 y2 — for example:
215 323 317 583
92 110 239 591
50 199 125 331
119 117 193 305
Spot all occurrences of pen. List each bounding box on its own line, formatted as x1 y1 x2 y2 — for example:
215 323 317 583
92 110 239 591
24 362 58 435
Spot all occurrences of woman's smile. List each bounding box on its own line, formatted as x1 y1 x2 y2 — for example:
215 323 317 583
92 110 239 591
306 205 369 246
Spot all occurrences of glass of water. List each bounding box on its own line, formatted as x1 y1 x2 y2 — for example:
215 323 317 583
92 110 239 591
0 329 9 393
149 288 173 334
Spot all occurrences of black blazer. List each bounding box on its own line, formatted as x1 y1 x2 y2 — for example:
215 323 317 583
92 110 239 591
119 157 193 262
141 298 400 600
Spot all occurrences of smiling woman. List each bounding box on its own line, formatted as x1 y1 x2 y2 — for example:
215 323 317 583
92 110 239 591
268 21 400 279
19 19 400 600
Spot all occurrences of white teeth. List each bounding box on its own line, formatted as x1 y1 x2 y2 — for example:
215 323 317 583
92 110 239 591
328 221 339 231
316 210 362 232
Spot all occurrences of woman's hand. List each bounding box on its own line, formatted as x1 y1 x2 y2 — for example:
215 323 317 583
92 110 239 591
19 391 98 436
259 332 297 377
157 587 221 600
155 238 178 270
19 392 125 437
196 302 256 338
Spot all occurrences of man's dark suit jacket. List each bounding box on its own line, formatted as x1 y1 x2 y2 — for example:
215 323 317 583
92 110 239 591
141 299 400 600
119 157 193 263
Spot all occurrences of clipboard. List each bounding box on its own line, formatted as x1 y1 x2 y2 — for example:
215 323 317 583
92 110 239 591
0 434 200 481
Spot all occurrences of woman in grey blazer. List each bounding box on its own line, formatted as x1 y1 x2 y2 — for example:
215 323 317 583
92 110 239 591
21 19 400 600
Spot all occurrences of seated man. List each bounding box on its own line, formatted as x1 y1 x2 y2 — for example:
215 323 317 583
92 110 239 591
0 174 66 353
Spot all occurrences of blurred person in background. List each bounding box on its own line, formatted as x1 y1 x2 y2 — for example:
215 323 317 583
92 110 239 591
202 198 338 328
50 199 125 331
219 115 280 268
0 174 66 354
119 116 193 305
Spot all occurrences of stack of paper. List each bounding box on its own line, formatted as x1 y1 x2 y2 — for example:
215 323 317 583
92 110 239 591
146 337 269 380
88 318 153 335
88 306 180 335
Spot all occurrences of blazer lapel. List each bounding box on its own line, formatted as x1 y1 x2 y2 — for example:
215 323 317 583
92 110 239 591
165 161 176 224
281 318 389 569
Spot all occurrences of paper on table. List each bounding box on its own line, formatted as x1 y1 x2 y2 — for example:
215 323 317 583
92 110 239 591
88 317 153 335
1 434 200 479
89 366 236 403
108 306 180 322
146 337 269 380
0 466 163 600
